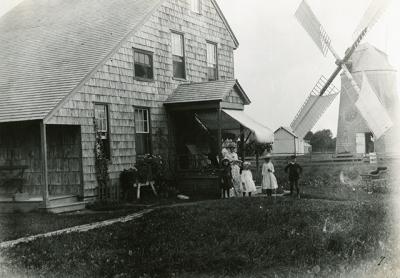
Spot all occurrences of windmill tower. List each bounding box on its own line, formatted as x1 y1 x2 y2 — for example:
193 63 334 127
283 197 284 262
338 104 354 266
336 43 399 155
290 0 396 156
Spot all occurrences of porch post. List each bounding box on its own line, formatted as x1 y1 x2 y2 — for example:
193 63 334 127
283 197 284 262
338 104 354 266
40 121 49 208
217 104 222 163
240 125 245 161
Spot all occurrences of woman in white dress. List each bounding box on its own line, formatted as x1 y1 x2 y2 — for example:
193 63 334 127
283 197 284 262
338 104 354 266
261 153 278 196
241 162 257 197
231 159 242 196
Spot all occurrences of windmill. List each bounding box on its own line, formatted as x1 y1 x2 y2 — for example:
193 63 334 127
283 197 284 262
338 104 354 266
290 0 394 144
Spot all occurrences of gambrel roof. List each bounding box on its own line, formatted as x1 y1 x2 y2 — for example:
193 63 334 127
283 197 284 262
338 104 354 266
0 0 239 123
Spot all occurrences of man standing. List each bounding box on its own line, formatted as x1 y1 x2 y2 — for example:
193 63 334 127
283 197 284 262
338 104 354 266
284 155 303 198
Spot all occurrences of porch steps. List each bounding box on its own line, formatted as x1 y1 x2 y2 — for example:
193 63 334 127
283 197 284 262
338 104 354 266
45 201 86 214
48 195 80 207
44 195 86 214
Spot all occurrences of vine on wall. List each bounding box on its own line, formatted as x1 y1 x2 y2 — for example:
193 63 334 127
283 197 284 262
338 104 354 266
93 120 110 200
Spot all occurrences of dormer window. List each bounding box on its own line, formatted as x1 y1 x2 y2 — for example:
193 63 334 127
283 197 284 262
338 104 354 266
190 0 201 13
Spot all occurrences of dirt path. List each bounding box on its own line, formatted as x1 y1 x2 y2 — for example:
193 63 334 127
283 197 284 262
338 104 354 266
0 200 214 249
0 208 154 249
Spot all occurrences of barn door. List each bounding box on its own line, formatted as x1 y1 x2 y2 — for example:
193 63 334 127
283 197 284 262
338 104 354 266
356 133 366 154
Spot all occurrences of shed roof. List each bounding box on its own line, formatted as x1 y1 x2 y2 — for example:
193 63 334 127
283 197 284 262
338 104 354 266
274 126 298 138
0 0 240 124
164 79 251 105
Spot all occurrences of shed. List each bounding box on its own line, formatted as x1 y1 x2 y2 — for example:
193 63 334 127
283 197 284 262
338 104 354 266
273 127 309 156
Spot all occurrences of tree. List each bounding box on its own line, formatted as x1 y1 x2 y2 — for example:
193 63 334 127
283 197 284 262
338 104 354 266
308 129 336 153
304 131 313 141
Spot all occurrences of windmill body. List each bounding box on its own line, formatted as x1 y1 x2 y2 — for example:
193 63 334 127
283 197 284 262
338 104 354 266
336 43 400 155
290 0 396 156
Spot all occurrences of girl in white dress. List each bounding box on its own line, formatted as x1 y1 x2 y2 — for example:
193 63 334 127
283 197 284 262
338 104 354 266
261 154 278 196
241 162 257 197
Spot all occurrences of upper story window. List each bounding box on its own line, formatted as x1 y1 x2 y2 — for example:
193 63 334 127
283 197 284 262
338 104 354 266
94 104 111 159
171 32 186 79
207 42 218 81
134 49 153 80
190 0 201 13
134 107 151 155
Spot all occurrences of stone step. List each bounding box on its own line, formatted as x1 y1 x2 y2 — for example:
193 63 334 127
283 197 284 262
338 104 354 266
49 195 79 207
45 202 86 214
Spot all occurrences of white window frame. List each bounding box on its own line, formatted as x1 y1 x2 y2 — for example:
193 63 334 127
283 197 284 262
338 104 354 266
190 0 201 13
94 104 108 137
171 31 186 79
134 108 150 134
206 41 218 81
133 48 154 80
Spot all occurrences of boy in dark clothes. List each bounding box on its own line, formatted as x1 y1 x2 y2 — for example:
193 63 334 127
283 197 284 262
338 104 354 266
220 158 233 198
284 155 303 198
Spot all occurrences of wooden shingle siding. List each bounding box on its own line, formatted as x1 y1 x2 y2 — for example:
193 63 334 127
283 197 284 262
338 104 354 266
0 123 81 197
0 0 163 123
224 88 246 105
47 0 236 197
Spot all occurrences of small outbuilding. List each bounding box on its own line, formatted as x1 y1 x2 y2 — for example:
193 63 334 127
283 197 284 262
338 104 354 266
273 127 310 156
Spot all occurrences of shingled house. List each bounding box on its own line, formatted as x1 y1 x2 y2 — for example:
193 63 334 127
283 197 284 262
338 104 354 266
0 0 272 212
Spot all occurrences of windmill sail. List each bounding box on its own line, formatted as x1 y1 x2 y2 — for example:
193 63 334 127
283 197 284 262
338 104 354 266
353 73 393 139
290 76 339 138
353 0 392 40
295 0 331 56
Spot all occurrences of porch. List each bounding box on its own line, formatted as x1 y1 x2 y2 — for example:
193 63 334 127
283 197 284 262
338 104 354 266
164 79 273 197
0 121 85 212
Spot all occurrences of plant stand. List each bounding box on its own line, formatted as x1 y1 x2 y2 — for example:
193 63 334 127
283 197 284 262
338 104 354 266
134 181 157 199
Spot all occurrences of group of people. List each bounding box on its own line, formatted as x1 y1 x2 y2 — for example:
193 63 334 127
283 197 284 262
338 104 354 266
220 141 303 199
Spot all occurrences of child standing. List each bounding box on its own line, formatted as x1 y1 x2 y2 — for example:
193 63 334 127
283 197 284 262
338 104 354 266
241 162 256 197
284 155 303 198
231 159 242 197
261 154 278 196
220 158 233 198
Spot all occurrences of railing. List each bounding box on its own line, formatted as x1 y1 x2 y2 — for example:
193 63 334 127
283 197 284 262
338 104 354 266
173 154 219 173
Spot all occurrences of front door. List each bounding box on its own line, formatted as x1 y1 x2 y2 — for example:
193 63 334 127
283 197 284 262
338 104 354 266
356 133 366 154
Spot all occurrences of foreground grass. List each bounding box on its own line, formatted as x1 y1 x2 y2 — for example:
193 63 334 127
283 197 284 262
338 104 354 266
0 206 146 242
0 196 397 277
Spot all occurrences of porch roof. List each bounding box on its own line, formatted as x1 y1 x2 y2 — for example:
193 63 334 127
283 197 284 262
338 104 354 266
195 109 274 144
164 79 251 105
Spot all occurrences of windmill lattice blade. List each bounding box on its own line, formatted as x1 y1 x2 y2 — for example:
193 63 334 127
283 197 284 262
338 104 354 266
295 0 331 56
290 76 339 138
353 0 392 40
353 73 393 139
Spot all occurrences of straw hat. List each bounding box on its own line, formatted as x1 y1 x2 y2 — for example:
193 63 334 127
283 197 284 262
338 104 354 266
221 158 230 164
227 141 237 149
243 161 251 167
261 153 272 159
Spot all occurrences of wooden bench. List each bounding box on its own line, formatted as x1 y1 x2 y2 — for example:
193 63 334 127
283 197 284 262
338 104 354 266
0 165 29 194
134 181 157 199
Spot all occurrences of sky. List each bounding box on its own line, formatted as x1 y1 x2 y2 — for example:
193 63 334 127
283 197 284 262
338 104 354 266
217 0 400 136
1 0 399 136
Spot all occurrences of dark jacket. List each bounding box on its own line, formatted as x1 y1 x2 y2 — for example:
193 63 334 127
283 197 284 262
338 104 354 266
220 165 233 190
284 162 302 181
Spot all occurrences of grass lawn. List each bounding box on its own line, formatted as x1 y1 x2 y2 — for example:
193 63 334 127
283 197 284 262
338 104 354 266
0 193 398 277
0 206 147 242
